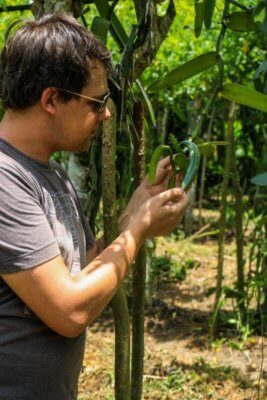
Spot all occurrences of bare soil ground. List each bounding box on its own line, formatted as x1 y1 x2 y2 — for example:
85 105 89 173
78 209 267 400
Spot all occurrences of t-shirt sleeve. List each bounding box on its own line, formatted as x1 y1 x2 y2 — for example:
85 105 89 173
0 164 61 274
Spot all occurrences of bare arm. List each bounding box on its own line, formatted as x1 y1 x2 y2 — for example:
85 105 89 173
2 188 188 339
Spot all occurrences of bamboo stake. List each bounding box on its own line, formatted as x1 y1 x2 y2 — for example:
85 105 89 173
102 99 131 400
131 101 147 400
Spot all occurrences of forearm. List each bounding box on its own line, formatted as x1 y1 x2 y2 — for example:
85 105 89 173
71 224 145 330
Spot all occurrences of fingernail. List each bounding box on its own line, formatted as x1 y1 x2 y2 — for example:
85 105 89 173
175 188 183 196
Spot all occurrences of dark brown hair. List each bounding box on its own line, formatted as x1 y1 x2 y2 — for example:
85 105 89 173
0 13 113 109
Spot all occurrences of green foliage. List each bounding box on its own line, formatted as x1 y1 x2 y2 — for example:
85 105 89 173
151 254 200 282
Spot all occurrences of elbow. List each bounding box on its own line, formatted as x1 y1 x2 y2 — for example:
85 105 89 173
49 310 89 339
60 307 103 338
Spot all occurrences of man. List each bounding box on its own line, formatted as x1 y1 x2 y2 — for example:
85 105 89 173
0 13 188 400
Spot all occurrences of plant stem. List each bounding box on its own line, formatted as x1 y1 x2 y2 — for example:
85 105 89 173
229 0 248 11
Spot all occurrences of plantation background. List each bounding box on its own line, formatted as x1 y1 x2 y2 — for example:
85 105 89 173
0 1 266 399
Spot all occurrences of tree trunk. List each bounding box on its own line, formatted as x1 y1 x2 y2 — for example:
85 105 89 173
210 102 236 338
131 101 147 400
32 0 83 18
102 99 131 400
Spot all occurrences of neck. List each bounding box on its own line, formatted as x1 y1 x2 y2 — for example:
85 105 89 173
0 108 56 162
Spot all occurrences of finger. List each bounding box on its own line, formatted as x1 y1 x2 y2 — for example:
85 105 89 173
175 172 184 188
157 187 184 205
153 157 172 185
156 155 171 169
164 194 189 211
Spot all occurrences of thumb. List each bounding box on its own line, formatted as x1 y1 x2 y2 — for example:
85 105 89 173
158 187 184 205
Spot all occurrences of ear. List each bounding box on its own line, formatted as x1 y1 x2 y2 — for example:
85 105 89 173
40 87 61 115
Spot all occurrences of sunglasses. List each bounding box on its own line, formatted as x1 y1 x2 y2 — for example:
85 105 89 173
58 88 110 113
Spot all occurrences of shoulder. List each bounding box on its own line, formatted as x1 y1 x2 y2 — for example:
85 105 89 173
0 151 39 196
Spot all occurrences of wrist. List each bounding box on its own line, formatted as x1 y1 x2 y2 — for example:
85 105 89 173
126 212 147 245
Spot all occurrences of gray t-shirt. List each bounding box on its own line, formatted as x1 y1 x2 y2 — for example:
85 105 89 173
0 139 95 400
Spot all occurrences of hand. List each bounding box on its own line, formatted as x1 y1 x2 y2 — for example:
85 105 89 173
118 156 181 231
127 187 189 239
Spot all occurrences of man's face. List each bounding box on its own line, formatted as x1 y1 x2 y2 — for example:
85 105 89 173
53 61 111 153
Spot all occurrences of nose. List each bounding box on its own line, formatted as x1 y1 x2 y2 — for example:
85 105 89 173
100 106 111 121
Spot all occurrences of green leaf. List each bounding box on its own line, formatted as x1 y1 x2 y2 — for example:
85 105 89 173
148 52 218 91
197 141 227 156
135 79 156 127
194 0 205 38
253 0 267 35
220 84 267 113
197 143 214 156
94 0 128 49
121 25 138 78
207 141 227 146
204 0 216 29
227 10 258 32
194 138 205 145
253 59 267 79
91 16 110 44
250 172 267 186
174 153 189 174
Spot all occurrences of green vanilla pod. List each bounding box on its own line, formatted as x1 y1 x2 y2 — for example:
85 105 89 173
179 141 200 190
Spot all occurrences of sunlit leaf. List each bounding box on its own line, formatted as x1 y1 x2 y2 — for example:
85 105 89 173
220 84 267 113
148 52 218 91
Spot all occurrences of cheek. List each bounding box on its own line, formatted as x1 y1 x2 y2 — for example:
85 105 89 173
83 112 98 128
